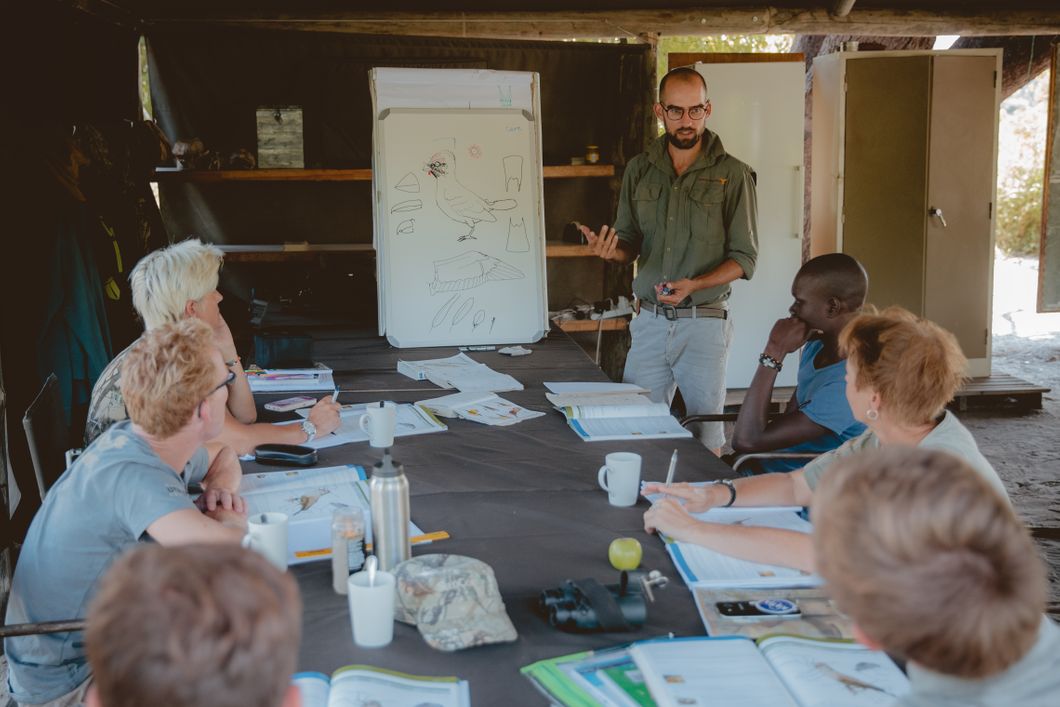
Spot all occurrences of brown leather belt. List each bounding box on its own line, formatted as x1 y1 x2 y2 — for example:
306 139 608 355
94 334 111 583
635 301 728 321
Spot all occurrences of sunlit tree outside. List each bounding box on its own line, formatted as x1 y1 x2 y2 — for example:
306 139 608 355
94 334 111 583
996 69 1049 256
657 34 795 84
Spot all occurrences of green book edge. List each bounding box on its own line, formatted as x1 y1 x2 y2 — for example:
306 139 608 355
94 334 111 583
521 650 604 707
331 664 460 684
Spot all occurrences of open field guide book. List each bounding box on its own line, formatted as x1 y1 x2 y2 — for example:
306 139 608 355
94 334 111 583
294 667 470 707
644 485 820 590
240 465 426 565
544 381 691 442
630 635 909 707
523 635 908 707
416 390 545 426
289 402 447 448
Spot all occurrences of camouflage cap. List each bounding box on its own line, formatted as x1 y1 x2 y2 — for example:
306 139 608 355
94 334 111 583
392 554 518 652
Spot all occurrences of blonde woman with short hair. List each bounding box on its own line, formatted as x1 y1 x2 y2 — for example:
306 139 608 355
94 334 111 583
86 238 340 453
642 306 1007 572
814 447 1058 706
5 320 249 707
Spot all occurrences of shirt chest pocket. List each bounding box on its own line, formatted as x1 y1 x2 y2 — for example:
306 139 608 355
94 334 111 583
687 177 727 241
633 182 663 236
689 178 726 205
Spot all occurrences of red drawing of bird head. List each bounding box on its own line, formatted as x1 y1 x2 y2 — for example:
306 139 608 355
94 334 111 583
425 150 455 179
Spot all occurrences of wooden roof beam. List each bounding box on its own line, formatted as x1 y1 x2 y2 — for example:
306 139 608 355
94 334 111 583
139 8 1060 39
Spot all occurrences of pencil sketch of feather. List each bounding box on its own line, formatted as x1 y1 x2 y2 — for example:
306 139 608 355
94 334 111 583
430 251 524 294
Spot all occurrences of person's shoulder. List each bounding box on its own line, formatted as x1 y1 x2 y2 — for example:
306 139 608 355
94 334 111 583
623 151 652 176
79 423 167 477
925 411 979 447
801 338 824 359
717 152 754 175
706 134 753 174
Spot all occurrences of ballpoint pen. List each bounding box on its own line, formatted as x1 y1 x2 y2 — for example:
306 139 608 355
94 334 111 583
332 388 339 404
665 449 678 486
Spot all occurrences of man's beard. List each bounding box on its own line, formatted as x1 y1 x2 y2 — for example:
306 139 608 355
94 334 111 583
666 128 702 150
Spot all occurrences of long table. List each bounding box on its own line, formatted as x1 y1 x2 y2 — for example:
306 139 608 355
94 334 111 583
244 327 734 704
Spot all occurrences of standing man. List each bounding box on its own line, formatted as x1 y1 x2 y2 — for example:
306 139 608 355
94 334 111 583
581 67 758 453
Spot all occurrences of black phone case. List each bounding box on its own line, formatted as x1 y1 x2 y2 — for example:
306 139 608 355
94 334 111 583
254 444 318 467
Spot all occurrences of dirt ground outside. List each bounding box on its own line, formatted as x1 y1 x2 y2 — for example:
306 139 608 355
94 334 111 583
962 252 1060 609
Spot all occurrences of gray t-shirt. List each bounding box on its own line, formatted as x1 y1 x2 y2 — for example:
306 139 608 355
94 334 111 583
802 411 1008 500
4 421 208 703
898 617 1060 707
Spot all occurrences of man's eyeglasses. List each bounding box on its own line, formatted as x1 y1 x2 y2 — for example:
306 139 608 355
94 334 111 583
662 104 707 121
207 370 236 397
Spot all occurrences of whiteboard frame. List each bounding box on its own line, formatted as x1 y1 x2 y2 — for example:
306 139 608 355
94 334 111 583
374 107 548 348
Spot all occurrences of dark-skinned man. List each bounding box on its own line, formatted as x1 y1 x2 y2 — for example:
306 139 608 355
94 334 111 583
730 253 868 473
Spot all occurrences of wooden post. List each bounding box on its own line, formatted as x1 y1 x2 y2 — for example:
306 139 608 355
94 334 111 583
830 1 859 19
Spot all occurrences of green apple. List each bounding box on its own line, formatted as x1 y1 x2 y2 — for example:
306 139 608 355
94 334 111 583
608 537 643 571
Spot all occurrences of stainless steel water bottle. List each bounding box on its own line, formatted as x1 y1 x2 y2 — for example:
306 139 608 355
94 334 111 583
369 450 410 571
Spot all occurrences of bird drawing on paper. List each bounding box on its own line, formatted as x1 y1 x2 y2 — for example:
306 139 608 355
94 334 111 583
288 488 331 516
424 150 517 241
814 662 895 697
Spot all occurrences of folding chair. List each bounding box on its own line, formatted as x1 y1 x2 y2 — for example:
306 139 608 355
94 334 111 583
21 374 75 500
679 414 818 473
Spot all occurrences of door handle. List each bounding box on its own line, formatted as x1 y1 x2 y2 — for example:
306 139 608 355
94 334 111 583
928 207 948 228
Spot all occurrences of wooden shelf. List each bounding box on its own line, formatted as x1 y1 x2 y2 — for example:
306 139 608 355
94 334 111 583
153 168 372 182
218 242 598 261
554 318 629 332
218 244 371 262
542 164 614 178
152 164 613 182
545 242 596 257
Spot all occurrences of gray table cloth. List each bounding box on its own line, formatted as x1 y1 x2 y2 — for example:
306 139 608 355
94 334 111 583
245 327 734 705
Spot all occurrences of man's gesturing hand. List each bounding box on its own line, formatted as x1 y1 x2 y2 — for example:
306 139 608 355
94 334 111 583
580 224 622 262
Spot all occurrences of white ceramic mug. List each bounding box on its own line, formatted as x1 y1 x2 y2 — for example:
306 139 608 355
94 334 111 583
242 512 289 571
597 452 642 507
347 569 396 648
359 401 397 448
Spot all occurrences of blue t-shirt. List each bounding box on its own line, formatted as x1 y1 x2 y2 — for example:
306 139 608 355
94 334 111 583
759 339 866 472
4 421 208 703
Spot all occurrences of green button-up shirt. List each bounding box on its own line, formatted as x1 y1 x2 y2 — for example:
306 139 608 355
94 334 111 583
614 131 759 306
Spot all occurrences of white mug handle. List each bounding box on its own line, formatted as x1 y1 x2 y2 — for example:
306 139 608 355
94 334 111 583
598 466 611 492
358 414 372 434
241 533 259 551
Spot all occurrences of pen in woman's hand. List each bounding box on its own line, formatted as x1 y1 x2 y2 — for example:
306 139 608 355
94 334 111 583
665 449 678 487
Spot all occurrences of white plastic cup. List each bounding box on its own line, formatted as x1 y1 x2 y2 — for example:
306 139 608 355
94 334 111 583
347 569 396 648
242 512 289 571
359 401 398 448
597 452 642 507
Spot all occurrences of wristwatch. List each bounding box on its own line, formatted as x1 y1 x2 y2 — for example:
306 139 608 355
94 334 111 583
713 479 737 507
301 419 317 443
758 352 783 372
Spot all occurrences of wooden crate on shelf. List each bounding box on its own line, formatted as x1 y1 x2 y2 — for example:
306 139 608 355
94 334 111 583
256 106 304 168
